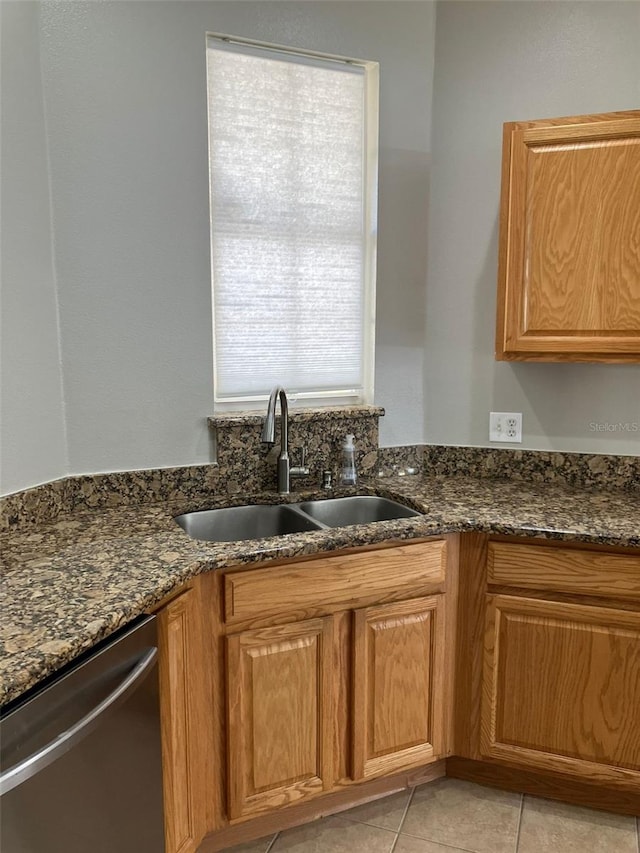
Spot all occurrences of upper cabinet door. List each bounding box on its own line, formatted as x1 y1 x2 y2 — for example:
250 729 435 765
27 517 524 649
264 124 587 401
496 110 640 362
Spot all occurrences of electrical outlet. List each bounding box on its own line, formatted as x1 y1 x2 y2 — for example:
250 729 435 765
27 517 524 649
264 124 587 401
489 412 523 443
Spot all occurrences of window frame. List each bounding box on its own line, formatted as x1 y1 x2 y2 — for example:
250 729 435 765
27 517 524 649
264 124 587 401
206 33 379 411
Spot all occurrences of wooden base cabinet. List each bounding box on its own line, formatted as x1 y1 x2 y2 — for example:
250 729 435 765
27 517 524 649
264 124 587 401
220 541 451 830
481 594 640 784
452 536 640 815
157 534 640 853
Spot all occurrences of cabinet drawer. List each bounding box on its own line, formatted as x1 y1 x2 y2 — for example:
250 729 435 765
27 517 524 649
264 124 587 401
224 541 447 624
488 542 640 600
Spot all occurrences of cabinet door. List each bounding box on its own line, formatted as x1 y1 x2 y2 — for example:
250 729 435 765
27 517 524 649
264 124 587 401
481 595 640 784
352 596 446 780
496 110 640 362
226 617 335 820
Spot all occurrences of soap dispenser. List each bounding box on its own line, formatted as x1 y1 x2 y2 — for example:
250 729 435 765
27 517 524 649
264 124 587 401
340 434 357 486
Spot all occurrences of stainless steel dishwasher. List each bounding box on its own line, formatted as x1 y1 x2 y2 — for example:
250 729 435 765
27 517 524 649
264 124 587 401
0 614 165 852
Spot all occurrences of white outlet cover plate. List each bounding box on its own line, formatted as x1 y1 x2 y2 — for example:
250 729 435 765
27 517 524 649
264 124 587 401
489 412 523 443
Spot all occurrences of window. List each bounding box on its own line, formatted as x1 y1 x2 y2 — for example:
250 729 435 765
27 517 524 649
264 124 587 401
206 34 379 408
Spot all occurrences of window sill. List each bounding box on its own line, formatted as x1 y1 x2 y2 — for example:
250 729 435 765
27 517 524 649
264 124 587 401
208 405 385 430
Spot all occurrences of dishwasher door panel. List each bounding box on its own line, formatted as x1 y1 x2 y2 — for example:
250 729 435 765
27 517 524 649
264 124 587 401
0 616 165 853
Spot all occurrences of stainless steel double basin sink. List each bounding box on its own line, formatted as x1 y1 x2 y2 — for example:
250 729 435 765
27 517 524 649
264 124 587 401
174 496 421 543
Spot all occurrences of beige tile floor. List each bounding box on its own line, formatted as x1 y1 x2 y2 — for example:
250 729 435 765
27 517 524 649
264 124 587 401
223 778 640 853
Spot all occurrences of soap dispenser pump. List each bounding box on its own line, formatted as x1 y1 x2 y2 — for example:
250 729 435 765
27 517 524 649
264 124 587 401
340 434 357 486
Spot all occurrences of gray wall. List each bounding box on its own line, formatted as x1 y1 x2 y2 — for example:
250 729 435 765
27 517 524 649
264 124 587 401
0 1 68 494
425 0 640 454
37 0 434 482
2 0 639 495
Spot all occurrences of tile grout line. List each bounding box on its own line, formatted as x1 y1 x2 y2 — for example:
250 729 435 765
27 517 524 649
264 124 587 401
513 793 525 853
395 830 482 853
265 831 279 853
395 784 482 853
390 785 418 852
398 785 418 835
396 785 418 836
385 786 416 852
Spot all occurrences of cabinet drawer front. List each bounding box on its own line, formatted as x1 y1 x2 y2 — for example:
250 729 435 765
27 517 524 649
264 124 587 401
224 541 447 624
488 542 640 600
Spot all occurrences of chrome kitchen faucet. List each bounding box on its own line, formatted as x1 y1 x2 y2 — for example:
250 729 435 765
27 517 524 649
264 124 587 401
261 386 309 494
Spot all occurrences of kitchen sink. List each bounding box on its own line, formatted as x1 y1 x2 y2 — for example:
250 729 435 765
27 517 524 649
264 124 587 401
175 495 422 542
174 504 324 543
292 495 421 527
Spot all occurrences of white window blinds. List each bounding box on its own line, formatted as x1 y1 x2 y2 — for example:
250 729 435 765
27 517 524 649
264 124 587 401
206 35 378 406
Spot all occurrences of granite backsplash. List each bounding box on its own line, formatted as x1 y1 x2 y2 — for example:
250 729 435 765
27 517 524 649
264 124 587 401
208 405 383 494
1 407 383 530
2 406 638 532
421 445 639 493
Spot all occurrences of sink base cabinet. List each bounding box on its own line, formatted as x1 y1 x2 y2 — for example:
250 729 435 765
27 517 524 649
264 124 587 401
224 592 448 825
207 540 454 843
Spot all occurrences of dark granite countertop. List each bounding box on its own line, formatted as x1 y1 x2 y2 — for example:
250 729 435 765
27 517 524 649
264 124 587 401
1 475 639 707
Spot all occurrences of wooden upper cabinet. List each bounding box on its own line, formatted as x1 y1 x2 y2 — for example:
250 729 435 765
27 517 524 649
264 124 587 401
496 110 640 362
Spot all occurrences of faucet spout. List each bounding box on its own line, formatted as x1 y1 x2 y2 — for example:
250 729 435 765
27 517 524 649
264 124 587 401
261 386 288 450
261 386 306 494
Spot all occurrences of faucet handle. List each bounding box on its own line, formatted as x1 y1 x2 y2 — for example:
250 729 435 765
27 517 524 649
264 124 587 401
291 445 310 478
